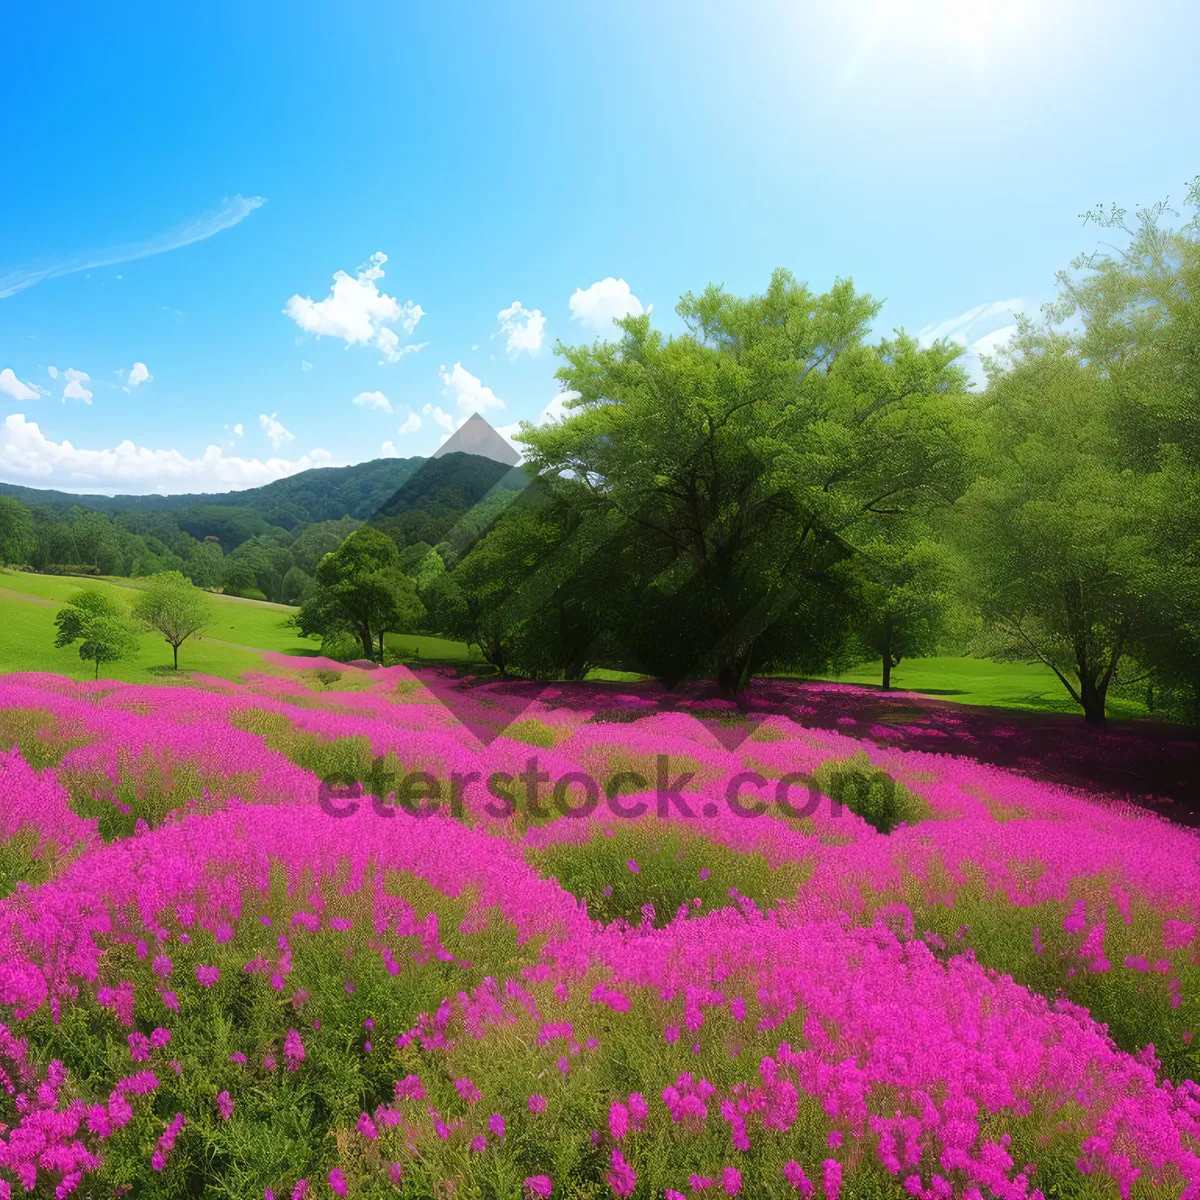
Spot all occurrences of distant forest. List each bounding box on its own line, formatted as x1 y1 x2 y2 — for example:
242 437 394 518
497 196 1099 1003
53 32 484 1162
0 453 515 604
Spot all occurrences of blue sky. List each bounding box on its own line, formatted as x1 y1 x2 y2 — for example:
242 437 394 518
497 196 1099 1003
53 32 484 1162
1 0 1195 495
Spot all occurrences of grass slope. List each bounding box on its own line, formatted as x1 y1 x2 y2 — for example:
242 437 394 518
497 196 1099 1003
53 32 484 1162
0 570 315 683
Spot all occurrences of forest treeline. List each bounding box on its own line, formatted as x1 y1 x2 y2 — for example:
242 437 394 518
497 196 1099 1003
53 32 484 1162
1 183 1196 724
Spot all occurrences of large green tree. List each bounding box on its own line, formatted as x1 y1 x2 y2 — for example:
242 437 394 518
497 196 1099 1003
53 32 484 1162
518 269 970 690
131 571 211 670
1044 179 1200 721
295 526 424 661
953 337 1159 723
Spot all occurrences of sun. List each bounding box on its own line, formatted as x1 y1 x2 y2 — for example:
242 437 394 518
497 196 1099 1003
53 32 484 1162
832 0 1049 92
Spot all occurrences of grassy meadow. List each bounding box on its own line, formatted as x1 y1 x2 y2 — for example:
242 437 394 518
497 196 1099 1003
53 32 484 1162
0 568 1154 721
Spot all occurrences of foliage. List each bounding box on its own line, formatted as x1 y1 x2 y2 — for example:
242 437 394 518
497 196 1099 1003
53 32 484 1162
955 334 1159 724
0 496 37 566
846 530 954 689
811 753 929 834
131 570 212 670
517 270 971 690
295 527 425 660
530 820 810 927
53 587 140 679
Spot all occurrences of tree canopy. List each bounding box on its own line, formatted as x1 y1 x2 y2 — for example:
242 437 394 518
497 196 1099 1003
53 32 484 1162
294 526 424 661
131 571 211 670
54 587 139 679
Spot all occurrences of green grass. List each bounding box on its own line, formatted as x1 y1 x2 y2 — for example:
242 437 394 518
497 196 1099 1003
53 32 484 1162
0 570 1155 719
0 569 317 684
802 655 1150 719
383 631 482 662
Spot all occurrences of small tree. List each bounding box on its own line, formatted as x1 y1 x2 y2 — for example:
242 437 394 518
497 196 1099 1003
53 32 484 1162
849 535 952 689
54 588 139 679
0 496 36 566
131 571 210 669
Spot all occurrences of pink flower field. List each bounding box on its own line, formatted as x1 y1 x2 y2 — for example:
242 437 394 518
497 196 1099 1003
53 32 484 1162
1 663 1198 1199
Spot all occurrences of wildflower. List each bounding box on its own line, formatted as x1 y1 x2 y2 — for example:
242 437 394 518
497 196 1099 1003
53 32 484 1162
196 965 220 987
607 1149 636 1196
823 1159 841 1200
609 1101 629 1140
525 1178 552 1198
529 1093 547 1113
284 1029 305 1070
216 1091 234 1120
489 1113 506 1139
723 1167 742 1195
357 1113 377 1139
455 1077 482 1103
328 1169 348 1198
783 1161 813 1196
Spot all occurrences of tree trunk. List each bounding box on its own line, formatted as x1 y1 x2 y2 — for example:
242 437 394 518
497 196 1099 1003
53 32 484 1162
95 659 100 680
359 625 374 659
716 645 754 695
1079 673 1107 725
378 629 385 663
882 657 891 691
173 642 179 670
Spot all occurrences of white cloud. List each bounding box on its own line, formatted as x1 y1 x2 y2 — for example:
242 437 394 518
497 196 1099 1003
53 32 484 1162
917 299 1026 389
163 306 185 320
494 301 546 358
0 413 332 494
970 324 1019 359
381 440 397 456
0 195 266 301
422 403 456 433
376 327 428 365
397 412 421 435
0 368 39 402
917 299 1024 348
283 252 425 365
62 368 93 404
47 366 59 380
259 411 295 449
352 390 392 413
439 362 505 415
224 422 246 439
121 361 153 392
301 359 314 371
568 277 648 331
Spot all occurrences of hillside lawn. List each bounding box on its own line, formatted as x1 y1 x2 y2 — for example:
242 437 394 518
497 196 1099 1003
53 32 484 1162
0 570 313 683
0 569 1150 718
